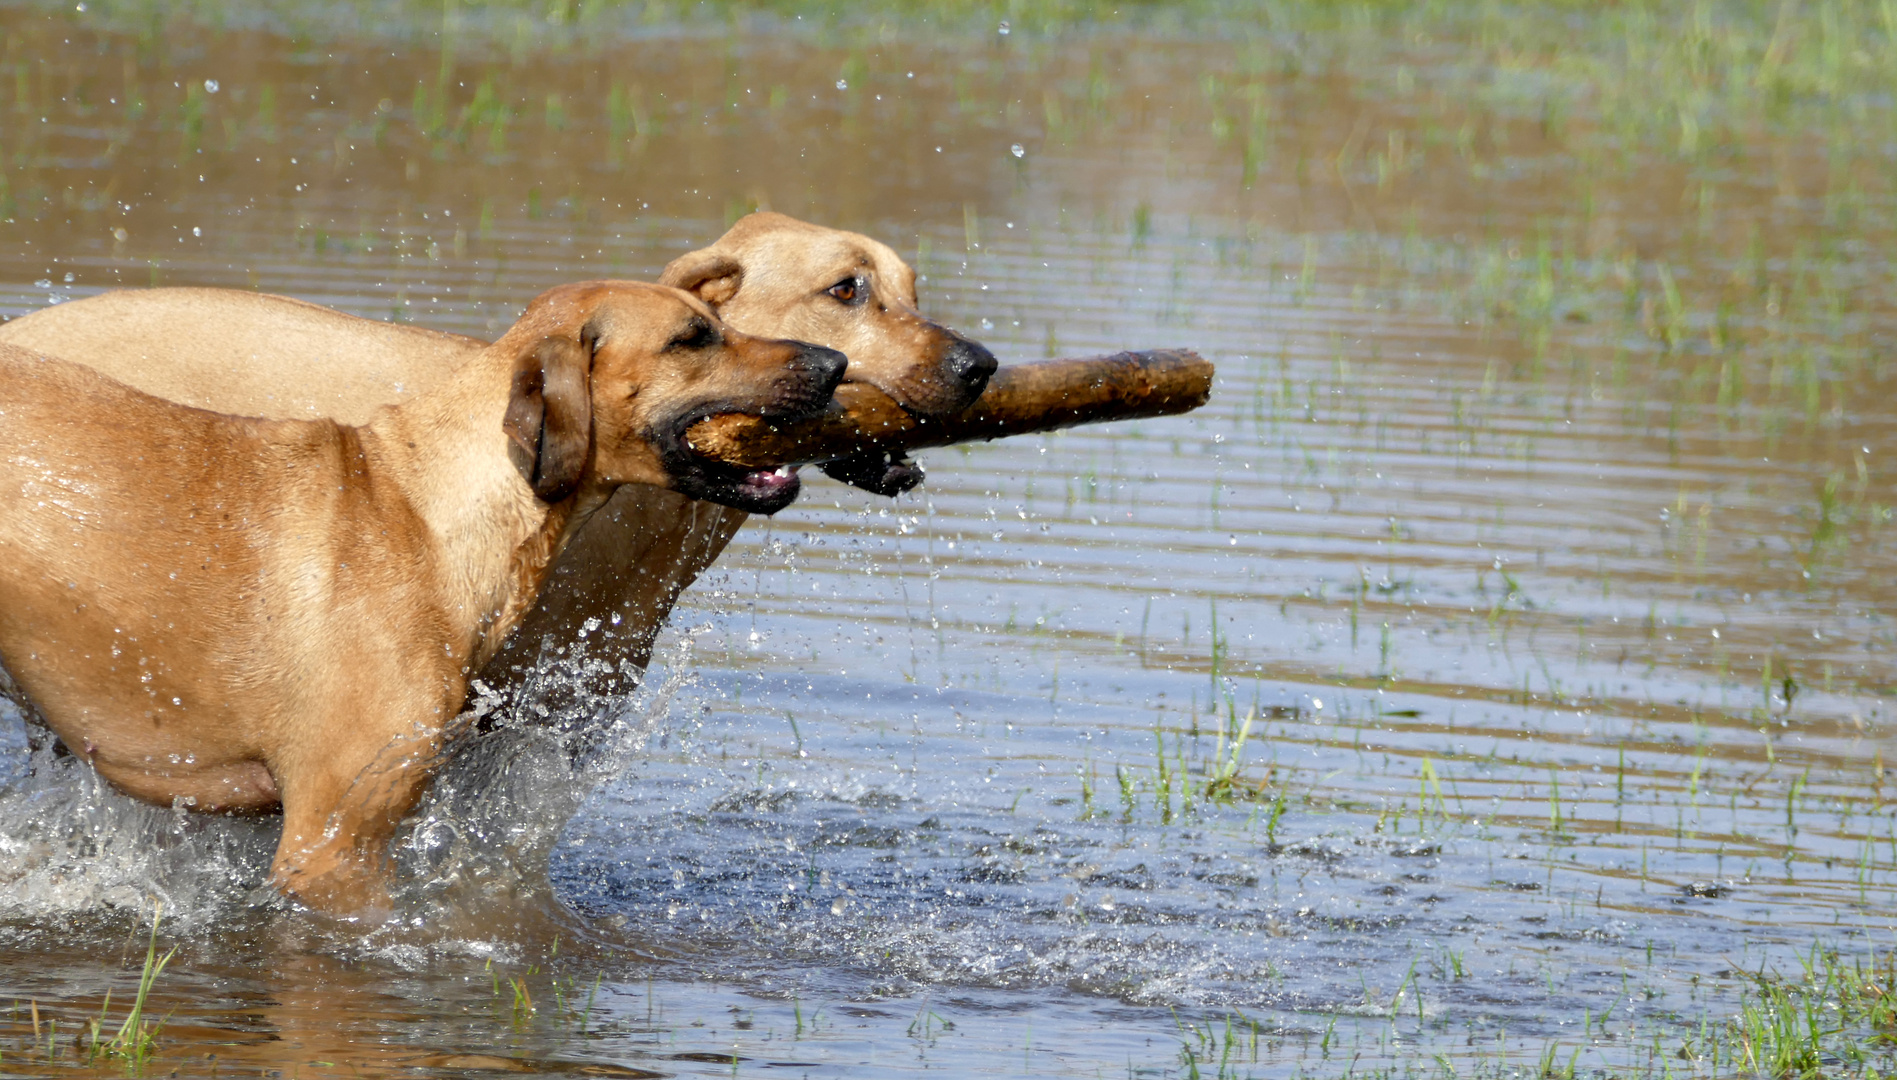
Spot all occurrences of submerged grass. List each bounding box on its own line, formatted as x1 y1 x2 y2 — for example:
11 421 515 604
88 907 177 1069
1724 946 1897 1078
2 906 175 1072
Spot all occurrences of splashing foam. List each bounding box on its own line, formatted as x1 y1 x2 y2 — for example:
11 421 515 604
0 629 711 955
0 699 277 934
373 629 709 958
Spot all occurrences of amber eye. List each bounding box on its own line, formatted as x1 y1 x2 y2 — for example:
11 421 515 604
827 277 864 305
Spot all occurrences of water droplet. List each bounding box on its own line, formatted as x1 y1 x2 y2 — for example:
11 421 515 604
835 79 848 91
203 79 219 93
1010 143 1024 158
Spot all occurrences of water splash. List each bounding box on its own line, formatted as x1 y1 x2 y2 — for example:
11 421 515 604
0 699 275 935
0 626 715 956
380 630 709 945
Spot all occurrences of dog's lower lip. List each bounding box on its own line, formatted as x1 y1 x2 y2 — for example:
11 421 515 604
736 464 799 499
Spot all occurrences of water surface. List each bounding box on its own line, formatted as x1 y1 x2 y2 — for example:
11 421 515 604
2 3 1896 1076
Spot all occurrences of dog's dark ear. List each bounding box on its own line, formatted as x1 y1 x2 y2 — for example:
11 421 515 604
659 248 744 307
504 333 593 503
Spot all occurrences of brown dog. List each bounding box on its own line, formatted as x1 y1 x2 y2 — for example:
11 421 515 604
0 212 995 712
485 213 997 708
0 282 842 913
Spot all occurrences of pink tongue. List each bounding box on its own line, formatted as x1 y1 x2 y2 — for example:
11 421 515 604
743 464 800 493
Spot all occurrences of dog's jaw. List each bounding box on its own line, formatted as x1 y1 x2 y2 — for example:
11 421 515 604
731 464 802 514
653 340 843 515
660 417 808 514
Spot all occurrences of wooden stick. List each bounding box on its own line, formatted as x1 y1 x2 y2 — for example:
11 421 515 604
685 348 1212 468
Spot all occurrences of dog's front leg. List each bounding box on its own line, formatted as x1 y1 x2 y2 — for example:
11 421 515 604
269 720 444 918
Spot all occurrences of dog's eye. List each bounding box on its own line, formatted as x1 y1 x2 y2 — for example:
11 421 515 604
827 277 865 305
668 317 719 351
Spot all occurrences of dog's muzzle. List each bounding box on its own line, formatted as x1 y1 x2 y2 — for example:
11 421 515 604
943 334 998 397
759 343 848 421
663 342 847 516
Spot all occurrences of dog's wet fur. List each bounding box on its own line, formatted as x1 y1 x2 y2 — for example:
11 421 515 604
0 282 836 914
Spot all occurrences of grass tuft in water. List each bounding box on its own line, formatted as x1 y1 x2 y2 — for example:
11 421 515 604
74 903 177 1070
1201 705 1256 803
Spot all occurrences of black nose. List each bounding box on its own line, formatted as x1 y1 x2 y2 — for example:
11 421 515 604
944 335 998 392
794 344 848 394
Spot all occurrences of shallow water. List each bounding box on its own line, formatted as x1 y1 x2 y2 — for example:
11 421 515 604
3 3 1897 1076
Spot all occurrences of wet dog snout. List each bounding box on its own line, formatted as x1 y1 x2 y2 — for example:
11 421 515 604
943 335 998 394
792 344 849 396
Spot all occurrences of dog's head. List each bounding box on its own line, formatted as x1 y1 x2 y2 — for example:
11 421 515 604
498 281 844 515
660 212 997 418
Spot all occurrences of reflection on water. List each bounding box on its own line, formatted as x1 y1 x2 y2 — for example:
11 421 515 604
3 2 1897 1076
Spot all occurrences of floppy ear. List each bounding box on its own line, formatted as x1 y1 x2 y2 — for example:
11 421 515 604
658 247 744 307
503 333 593 503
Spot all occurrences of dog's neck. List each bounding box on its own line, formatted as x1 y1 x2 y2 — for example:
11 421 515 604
354 343 603 673
462 487 616 670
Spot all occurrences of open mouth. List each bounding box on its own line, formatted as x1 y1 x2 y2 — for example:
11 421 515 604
657 344 844 514
731 463 801 509
661 412 808 515
675 445 806 515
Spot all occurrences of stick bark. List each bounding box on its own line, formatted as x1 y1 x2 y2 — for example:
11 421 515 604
686 348 1212 468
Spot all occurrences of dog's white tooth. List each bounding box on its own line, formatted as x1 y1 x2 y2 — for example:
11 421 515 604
774 465 794 478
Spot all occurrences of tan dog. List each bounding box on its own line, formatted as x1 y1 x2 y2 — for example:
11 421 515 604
0 282 843 913
486 213 997 708
0 212 994 713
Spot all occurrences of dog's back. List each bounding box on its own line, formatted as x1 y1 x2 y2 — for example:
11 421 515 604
0 288 482 423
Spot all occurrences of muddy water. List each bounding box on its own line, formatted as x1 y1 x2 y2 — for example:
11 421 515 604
2 4 1897 1076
